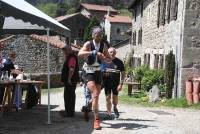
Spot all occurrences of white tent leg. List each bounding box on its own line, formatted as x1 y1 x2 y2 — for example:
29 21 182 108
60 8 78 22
47 29 51 125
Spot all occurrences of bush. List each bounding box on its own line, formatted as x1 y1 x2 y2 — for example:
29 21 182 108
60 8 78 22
141 69 164 91
133 65 149 83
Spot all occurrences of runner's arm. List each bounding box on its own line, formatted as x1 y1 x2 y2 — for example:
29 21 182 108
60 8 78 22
78 41 92 58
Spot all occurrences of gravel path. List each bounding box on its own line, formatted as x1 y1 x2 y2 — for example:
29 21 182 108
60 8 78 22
0 86 200 134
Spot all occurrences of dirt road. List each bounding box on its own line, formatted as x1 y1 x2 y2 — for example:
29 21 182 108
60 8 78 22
0 87 200 134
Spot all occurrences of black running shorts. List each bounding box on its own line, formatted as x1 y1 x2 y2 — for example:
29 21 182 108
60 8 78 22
84 71 102 85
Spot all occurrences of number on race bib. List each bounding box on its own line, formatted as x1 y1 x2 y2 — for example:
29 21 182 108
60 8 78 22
85 67 95 73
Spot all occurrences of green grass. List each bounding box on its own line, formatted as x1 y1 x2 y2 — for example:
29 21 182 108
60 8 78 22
119 86 200 110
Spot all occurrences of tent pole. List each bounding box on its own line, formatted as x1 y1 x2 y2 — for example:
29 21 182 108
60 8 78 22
47 28 51 125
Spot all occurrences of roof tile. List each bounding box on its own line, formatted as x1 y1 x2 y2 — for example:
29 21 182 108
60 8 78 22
105 15 132 23
81 3 117 12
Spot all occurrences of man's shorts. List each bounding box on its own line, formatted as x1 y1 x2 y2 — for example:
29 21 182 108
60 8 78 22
103 72 120 96
84 71 102 85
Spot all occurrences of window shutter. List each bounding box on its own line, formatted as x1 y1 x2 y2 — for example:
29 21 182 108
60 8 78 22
138 30 140 45
157 0 161 27
148 54 150 67
159 54 164 69
144 54 147 65
132 31 136 46
134 8 137 22
141 2 144 17
170 0 175 21
161 0 167 25
138 58 141 66
138 28 142 45
166 0 171 23
173 0 178 20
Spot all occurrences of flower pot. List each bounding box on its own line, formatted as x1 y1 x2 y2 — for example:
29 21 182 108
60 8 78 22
186 94 193 105
185 80 193 105
193 81 200 104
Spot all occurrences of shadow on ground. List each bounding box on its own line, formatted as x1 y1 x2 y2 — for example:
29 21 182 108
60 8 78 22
102 120 155 130
0 105 94 134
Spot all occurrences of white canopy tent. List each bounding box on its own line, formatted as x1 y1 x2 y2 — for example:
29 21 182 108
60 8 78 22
1 16 46 35
0 0 71 124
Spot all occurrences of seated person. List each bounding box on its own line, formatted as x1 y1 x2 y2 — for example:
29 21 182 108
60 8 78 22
0 51 23 110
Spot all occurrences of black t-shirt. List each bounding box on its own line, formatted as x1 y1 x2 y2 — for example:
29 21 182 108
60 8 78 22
112 58 125 72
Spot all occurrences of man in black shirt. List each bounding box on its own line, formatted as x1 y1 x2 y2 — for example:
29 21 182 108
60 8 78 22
102 47 125 119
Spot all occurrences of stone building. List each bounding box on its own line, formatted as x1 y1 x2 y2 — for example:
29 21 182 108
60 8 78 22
77 3 118 21
0 35 79 87
113 38 131 61
128 0 200 97
104 14 132 45
56 12 90 45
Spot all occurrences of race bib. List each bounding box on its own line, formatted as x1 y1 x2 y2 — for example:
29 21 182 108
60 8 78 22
85 66 95 73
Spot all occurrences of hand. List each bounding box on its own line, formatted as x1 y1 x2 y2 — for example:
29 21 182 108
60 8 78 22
117 84 123 92
97 52 105 59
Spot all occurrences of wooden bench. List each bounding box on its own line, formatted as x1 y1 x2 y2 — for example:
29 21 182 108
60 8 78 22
123 82 141 96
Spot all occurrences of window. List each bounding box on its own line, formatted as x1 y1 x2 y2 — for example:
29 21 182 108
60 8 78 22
116 28 120 34
141 2 144 17
173 0 178 20
160 0 166 25
78 29 84 38
166 0 171 23
159 54 164 69
132 31 136 46
157 0 167 27
134 8 137 21
154 54 159 69
157 0 161 27
138 28 142 45
144 54 150 67
167 0 178 23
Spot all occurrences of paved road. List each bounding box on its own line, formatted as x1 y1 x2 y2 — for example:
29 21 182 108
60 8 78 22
43 87 200 134
0 87 200 134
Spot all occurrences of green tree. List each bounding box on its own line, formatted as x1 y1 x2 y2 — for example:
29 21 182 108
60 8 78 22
56 2 69 17
165 51 175 98
67 8 76 14
83 17 100 41
37 3 57 17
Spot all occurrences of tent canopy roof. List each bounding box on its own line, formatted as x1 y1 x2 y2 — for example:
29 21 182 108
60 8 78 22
0 16 58 35
0 0 70 37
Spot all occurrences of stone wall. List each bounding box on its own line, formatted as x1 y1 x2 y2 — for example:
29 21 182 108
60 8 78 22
181 0 200 96
2 35 65 87
131 0 186 97
115 43 132 61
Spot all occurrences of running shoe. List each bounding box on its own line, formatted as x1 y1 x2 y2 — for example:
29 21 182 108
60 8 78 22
93 119 101 130
113 107 119 118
